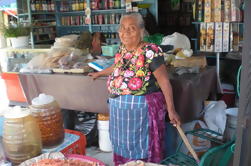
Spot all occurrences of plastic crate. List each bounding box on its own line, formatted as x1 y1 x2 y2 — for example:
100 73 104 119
161 128 227 166
60 129 87 155
1 72 27 103
101 45 119 57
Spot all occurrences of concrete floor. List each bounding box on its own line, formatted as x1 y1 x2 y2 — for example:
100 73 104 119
86 146 114 166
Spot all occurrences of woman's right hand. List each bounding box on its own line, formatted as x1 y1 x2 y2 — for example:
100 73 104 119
88 72 101 80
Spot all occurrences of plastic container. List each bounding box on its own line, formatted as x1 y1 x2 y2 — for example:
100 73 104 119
101 45 119 56
61 129 87 155
1 72 27 103
3 107 42 165
30 94 64 148
224 108 238 141
97 120 112 152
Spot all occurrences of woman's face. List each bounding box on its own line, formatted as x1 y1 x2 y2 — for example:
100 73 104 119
118 16 142 48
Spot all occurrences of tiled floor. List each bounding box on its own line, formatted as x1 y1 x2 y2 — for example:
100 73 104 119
86 146 114 166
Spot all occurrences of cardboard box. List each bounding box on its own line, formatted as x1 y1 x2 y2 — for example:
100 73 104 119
223 23 230 52
212 0 222 22
224 0 231 22
200 23 207 51
230 23 239 52
206 23 215 52
204 0 212 22
214 22 223 52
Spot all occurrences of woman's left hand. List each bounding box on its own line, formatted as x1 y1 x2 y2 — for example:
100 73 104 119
168 111 181 126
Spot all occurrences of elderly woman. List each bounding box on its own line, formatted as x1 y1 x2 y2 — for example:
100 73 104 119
89 12 181 165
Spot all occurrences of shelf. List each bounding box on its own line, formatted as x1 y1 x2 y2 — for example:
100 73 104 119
92 9 126 13
91 24 119 26
18 13 29 17
32 25 56 28
35 39 54 43
33 32 56 35
192 21 244 24
31 12 56 15
33 19 56 22
58 11 85 15
59 25 89 28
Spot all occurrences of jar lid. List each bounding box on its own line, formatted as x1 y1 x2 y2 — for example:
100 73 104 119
32 93 55 106
4 106 30 119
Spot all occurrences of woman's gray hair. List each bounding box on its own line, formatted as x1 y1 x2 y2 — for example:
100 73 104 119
120 12 145 29
119 12 146 40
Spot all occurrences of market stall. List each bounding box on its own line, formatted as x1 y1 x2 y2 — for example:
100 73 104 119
19 66 217 123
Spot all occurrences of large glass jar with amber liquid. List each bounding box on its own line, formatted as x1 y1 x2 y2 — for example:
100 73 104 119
3 107 42 165
30 94 64 148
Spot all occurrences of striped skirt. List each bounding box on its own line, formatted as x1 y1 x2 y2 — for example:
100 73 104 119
108 91 166 165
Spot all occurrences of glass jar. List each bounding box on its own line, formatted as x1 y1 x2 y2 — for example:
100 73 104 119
30 94 64 148
3 107 42 165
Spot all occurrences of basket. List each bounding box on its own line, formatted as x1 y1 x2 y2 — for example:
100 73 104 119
161 128 235 166
101 45 119 57
60 129 87 155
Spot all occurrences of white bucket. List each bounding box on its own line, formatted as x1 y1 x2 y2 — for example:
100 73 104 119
10 36 29 48
97 120 112 152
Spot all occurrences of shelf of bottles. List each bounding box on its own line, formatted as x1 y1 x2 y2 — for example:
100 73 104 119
30 0 57 44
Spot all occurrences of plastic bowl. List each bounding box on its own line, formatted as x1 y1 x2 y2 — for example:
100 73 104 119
67 154 106 166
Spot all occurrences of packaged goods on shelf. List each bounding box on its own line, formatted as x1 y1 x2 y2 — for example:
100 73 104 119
230 0 241 22
230 23 239 52
206 22 214 52
212 0 222 22
224 0 231 22
204 0 212 22
214 22 223 52
200 23 207 51
223 23 230 52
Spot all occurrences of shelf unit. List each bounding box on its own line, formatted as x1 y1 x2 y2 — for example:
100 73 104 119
17 0 57 48
17 0 158 46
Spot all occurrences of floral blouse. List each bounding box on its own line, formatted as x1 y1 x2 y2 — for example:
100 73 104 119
107 43 165 96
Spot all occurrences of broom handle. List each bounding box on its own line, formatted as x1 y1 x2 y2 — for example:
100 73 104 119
176 125 200 163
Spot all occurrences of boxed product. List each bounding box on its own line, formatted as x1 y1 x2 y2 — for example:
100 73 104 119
231 0 241 22
196 0 204 22
212 0 222 22
206 23 215 52
223 23 230 52
230 23 239 52
204 0 212 22
200 23 207 51
224 0 231 22
214 22 223 52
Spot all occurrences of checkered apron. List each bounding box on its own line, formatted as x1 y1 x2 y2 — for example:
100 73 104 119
109 95 149 159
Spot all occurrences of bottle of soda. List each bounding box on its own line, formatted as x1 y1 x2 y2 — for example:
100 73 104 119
30 0 35 11
109 0 114 9
51 0 55 11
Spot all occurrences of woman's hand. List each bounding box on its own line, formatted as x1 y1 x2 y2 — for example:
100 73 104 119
168 111 181 126
88 72 101 80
